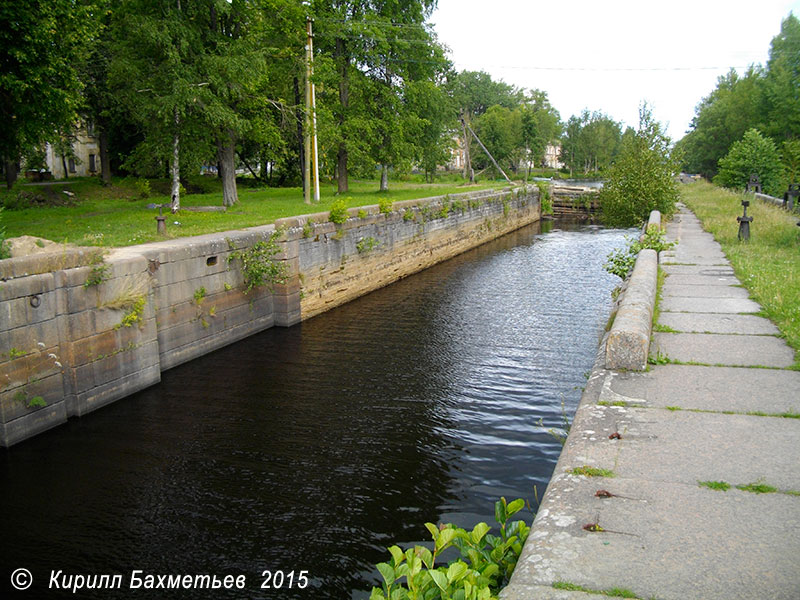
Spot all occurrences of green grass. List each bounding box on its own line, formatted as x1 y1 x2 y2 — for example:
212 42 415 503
681 182 800 368
570 465 615 478
552 582 643 598
1 175 508 248
698 480 731 491
736 481 778 494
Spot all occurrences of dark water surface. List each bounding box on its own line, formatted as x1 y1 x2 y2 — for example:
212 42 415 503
1 220 628 599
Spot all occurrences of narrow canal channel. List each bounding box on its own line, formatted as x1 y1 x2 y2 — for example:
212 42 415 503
1 219 629 599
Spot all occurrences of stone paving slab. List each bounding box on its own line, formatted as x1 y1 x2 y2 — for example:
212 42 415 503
604 365 800 414
506 476 800 600
661 264 735 277
652 332 795 367
661 284 750 298
560 400 800 490
660 296 761 313
657 312 780 335
506 204 800 600
614 409 800 488
661 273 740 287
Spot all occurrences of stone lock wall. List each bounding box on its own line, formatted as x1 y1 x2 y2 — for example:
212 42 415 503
0 185 539 446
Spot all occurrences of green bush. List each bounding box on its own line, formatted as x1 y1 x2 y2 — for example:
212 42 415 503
329 198 349 224
370 497 529 600
600 105 679 227
227 232 289 292
713 128 785 197
378 196 393 214
604 227 675 279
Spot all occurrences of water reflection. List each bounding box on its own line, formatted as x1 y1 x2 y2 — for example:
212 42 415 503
0 219 628 599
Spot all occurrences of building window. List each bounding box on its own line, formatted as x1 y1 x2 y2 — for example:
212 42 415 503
68 158 77 173
89 154 96 172
86 120 96 136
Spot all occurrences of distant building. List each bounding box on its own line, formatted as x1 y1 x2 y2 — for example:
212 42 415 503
44 121 100 179
544 143 564 170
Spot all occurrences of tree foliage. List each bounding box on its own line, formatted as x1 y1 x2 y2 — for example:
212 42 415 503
713 128 784 196
679 13 800 188
560 110 621 175
0 0 100 187
600 104 679 227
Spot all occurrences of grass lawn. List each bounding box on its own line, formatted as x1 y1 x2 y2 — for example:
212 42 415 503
1 175 510 248
680 181 800 367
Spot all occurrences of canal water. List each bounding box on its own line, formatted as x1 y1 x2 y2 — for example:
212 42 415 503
0 219 629 599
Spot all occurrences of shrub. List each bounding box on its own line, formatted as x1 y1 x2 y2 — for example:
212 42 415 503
227 232 289 293
378 196 393 214
600 105 679 227
329 198 349 224
604 227 675 279
369 497 530 600
713 128 785 197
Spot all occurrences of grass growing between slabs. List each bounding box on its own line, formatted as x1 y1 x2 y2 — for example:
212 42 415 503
1 176 508 249
680 182 800 368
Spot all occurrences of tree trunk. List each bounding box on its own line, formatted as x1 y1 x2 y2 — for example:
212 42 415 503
218 130 238 207
4 158 18 189
99 126 111 186
170 111 180 213
61 154 69 180
380 165 389 191
336 37 349 194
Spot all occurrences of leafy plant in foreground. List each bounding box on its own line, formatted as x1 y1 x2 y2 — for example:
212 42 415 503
604 227 675 280
370 497 529 600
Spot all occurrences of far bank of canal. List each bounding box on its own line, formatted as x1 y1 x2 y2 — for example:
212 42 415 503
0 219 630 599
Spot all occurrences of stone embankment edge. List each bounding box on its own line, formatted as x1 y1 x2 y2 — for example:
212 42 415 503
604 210 661 371
0 184 540 447
500 209 662 599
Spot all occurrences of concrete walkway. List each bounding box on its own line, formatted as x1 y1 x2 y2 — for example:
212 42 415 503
502 205 800 600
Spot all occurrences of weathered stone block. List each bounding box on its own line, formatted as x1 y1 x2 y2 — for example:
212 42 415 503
605 249 657 370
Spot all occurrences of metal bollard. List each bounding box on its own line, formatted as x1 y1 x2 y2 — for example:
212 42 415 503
737 199 752 241
784 183 799 212
745 173 761 194
155 204 167 235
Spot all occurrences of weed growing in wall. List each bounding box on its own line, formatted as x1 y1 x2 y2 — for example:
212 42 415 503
329 198 349 224
356 237 380 254
3 341 61 410
84 254 110 288
378 197 393 215
227 232 289 293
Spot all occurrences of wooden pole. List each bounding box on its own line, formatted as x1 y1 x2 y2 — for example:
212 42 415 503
462 119 513 185
308 18 320 202
304 17 313 204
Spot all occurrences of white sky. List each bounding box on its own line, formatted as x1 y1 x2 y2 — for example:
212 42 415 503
430 0 800 141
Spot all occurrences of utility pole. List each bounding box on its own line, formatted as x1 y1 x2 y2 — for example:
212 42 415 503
462 119 513 185
304 16 320 203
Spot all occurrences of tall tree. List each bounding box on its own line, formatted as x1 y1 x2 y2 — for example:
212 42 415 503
762 13 800 142
110 0 208 211
0 1 99 188
601 104 679 227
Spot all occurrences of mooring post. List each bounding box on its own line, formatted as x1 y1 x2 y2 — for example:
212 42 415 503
737 199 752 241
156 204 166 235
784 183 799 212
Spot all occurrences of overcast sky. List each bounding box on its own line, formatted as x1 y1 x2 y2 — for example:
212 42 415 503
430 0 800 141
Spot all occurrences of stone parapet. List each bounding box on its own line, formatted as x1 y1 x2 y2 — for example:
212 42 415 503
604 249 657 371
